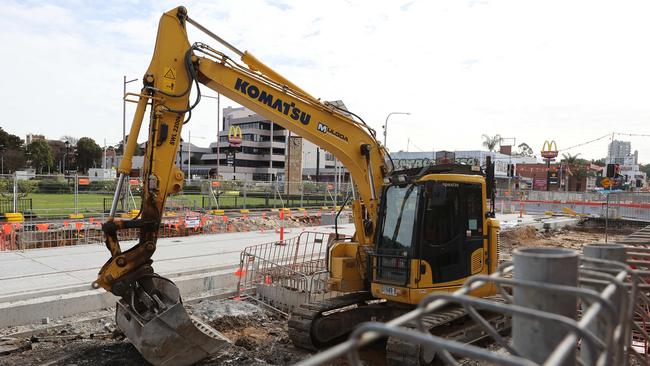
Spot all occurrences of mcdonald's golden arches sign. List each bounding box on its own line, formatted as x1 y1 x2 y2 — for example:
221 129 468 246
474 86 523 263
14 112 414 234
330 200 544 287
541 140 558 159
228 125 243 146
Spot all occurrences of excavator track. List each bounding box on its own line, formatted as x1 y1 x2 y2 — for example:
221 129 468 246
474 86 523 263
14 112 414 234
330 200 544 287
288 291 378 351
386 296 511 366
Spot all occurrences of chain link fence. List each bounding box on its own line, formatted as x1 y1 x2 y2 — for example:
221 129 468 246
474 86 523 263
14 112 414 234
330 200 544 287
495 190 650 222
0 173 354 219
0 209 330 251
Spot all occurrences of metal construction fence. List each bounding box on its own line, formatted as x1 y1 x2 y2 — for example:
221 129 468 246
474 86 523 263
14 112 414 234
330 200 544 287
0 209 328 252
236 231 351 314
297 226 650 366
0 173 354 219
496 191 650 222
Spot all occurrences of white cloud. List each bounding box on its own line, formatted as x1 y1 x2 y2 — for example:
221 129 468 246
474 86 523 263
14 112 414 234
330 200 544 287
1 0 649 162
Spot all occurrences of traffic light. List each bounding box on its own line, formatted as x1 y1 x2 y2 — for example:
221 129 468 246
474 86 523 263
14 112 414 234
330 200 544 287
606 164 615 178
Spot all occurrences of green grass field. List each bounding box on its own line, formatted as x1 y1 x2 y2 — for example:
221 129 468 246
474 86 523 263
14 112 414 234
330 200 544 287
23 192 332 218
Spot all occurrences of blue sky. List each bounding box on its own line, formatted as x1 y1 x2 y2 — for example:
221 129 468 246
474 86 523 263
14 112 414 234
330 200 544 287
1 0 650 162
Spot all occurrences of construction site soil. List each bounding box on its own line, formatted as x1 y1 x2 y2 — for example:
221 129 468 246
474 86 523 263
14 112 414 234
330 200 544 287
0 225 628 366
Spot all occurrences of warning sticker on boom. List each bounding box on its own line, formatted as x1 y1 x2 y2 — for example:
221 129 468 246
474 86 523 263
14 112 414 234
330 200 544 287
161 66 176 92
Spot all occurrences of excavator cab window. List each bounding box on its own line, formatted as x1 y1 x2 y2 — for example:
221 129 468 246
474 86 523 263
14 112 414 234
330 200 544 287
378 184 419 251
374 184 420 285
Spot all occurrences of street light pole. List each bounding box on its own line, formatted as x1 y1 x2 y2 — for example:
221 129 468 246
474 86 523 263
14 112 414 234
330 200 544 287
383 112 410 148
186 131 206 182
202 94 221 178
188 130 191 181
63 141 70 175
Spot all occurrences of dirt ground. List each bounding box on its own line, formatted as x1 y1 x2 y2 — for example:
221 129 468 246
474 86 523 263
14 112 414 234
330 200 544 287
498 225 628 263
0 298 314 366
0 225 634 366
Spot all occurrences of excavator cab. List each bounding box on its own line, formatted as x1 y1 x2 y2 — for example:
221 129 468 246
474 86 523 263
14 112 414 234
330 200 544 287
371 163 499 305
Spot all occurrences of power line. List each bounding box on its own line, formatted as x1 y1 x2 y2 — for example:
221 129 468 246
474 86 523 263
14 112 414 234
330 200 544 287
558 131 650 153
559 134 610 152
613 132 650 138
409 141 427 152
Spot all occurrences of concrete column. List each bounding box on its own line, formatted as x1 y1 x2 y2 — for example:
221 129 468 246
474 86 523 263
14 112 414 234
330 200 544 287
512 247 579 365
581 243 627 366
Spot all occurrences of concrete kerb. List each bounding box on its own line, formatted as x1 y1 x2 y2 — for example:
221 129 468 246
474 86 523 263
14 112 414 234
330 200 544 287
0 265 239 328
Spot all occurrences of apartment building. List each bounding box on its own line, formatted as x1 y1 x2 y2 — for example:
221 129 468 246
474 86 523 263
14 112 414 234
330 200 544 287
200 106 338 181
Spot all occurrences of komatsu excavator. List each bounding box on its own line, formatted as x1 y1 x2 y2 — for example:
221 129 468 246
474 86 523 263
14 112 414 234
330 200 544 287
96 6 500 366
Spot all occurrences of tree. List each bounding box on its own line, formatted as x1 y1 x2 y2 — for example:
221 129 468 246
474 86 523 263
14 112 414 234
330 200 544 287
76 137 102 173
561 152 581 165
640 164 650 177
25 140 53 173
481 134 502 152
0 127 23 149
516 142 534 157
562 153 592 190
2 148 26 173
0 128 25 174
592 158 606 167
115 135 142 156
60 135 79 146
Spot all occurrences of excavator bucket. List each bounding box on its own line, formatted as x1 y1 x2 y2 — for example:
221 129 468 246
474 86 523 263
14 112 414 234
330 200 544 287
115 276 230 366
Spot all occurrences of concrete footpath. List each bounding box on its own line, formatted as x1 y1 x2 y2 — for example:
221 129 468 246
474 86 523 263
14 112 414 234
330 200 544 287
0 224 356 328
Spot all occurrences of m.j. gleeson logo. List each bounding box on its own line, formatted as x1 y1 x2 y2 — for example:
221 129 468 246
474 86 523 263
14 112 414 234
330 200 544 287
317 122 348 142
234 78 312 126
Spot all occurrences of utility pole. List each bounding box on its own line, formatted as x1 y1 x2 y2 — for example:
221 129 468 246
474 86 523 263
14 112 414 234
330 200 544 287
202 94 221 178
286 131 291 192
315 147 320 182
188 130 191 182
269 121 274 179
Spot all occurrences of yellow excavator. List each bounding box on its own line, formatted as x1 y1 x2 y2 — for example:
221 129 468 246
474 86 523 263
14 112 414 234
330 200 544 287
96 6 500 366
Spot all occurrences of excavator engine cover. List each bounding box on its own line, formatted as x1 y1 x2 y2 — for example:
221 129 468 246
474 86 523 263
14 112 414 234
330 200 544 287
115 276 230 366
